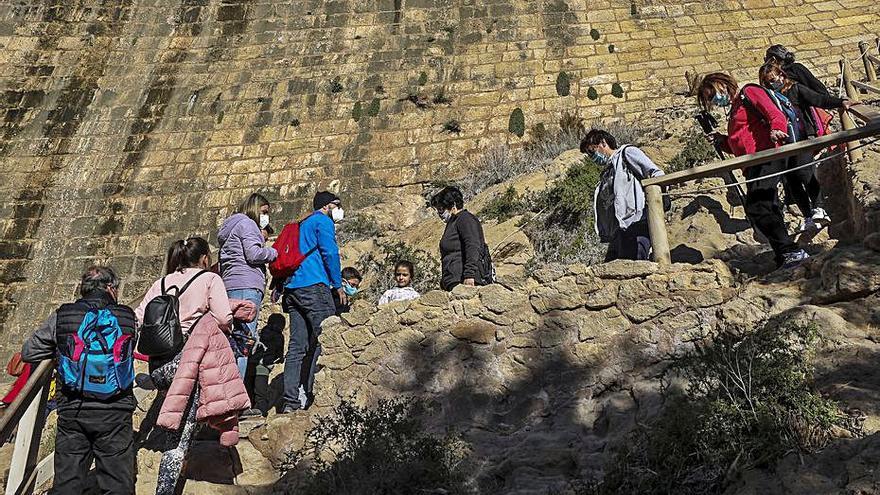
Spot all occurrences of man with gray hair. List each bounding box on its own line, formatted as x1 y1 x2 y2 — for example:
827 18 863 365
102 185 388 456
21 265 138 495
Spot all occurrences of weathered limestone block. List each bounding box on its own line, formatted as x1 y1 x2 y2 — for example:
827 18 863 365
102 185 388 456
450 318 498 344
341 327 373 350
340 301 375 326
591 260 658 280
415 290 450 307
584 282 619 309
621 297 677 323
529 276 584 314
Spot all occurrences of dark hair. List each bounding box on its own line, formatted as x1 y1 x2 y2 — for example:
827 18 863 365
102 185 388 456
580 129 618 153
394 260 415 279
341 266 362 281
237 193 270 225
430 186 464 211
80 265 120 297
166 237 211 274
697 72 739 111
265 313 286 331
765 44 795 65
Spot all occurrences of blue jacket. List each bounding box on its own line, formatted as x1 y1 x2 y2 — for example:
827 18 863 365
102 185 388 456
284 212 342 290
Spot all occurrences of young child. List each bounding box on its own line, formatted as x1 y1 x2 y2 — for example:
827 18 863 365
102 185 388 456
334 266 362 315
249 313 286 415
378 261 421 305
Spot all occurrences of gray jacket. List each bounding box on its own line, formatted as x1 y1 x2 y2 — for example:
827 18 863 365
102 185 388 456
593 145 665 235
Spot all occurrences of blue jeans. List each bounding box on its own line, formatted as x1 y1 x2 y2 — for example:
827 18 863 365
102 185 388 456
227 288 263 379
281 283 336 408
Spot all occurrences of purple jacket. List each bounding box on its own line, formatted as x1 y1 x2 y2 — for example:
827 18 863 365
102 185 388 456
218 213 278 292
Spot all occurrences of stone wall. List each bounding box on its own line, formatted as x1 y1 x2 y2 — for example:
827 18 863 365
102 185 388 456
251 259 738 492
0 0 878 348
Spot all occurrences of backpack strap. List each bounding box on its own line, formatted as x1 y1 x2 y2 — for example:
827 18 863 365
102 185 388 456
178 270 211 297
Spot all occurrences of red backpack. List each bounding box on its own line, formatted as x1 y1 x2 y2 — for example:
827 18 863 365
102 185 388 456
268 214 318 279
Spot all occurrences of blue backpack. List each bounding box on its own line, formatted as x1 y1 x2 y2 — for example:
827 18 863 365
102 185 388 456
57 307 135 400
741 83 801 143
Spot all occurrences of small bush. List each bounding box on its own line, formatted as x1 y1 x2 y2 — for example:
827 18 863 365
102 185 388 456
480 186 526 223
667 127 718 173
587 86 599 100
351 101 363 122
592 321 864 495
295 398 474 495
357 240 441 300
509 107 526 137
611 82 625 98
329 77 344 94
556 71 571 97
336 214 380 245
418 71 429 86
442 119 462 134
367 97 381 116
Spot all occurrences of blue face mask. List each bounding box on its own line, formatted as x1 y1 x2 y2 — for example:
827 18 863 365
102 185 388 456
712 93 731 107
769 80 783 91
591 151 610 166
342 282 359 296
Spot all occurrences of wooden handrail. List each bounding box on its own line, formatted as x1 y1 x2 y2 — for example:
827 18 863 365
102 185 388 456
0 360 52 443
0 360 52 495
852 80 880 95
642 118 880 188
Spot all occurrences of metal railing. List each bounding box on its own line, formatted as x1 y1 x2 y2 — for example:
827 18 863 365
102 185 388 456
0 360 53 495
643 42 880 265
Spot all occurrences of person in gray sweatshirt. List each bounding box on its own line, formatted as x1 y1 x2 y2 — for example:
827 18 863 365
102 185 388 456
581 129 665 261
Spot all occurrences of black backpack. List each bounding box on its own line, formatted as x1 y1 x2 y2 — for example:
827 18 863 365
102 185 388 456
478 243 495 286
137 270 210 359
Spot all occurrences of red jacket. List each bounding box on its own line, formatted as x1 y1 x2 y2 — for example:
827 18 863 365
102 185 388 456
720 85 789 157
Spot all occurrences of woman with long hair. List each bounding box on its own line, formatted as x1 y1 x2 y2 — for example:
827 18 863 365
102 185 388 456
758 62 850 233
135 237 233 494
697 72 809 269
217 193 278 390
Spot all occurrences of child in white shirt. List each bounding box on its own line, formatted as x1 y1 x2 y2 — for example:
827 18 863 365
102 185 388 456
378 260 420 305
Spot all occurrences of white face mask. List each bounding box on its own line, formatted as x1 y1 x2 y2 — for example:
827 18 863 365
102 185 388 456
331 207 345 223
259 213 270 229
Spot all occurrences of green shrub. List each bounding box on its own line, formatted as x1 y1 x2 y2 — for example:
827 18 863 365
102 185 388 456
351 101 363 122
357 240 441 300
587 86 599 100
592 321 864 495
480 186 526 223
418 71 429 86
509 107 526 137
611 82 624 98
556 71 571 97
667 127 718 173
293 398 474 495
329 77 344 94
590 28 601 40
367 97 381 116
442 119 462 134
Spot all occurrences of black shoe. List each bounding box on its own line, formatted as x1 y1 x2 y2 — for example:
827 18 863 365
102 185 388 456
239 408 262 418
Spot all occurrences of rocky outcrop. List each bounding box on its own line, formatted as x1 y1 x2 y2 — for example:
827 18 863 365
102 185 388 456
253 259 737 493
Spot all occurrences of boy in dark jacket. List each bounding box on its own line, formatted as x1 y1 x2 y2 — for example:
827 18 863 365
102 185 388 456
21 266 137 495
249 313 286 415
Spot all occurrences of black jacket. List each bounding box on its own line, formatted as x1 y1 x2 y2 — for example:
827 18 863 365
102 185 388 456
781 61 830 96
439 210 487 291
21 290 137 414
782 83 845 137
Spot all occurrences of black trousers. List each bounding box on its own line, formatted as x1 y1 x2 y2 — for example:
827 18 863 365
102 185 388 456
51 410 134 495
744 161 798 265
783 152 822 217
605 219 652 262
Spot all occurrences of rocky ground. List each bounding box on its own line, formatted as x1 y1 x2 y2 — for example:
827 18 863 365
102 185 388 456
4 127 880 494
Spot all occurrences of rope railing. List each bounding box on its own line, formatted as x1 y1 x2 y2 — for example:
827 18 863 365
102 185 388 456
642 42 880 265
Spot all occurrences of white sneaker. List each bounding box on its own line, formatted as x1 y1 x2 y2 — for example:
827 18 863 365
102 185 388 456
811 208 830 226
798 217 817 234
781 249 810 269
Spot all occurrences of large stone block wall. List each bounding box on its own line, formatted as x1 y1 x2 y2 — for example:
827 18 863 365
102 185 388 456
0 0 877 349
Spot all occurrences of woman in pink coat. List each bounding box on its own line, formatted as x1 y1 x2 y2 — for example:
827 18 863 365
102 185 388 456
136 238 240 495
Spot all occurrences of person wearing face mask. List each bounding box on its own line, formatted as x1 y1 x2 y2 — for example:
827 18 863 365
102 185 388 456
581 129 665 261
218 193 278 383
764 44 830 97
333 266 362 315
698 72 809 269
431 186 491 291
758 62 850 234
279 191 345 413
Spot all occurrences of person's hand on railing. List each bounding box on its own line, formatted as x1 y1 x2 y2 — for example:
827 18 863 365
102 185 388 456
770 129 789 143
841 99 853 110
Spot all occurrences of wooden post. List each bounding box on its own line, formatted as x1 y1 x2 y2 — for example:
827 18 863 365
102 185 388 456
860 41 877 82
644 185 671 265
839 59 863 163
5 382 50 495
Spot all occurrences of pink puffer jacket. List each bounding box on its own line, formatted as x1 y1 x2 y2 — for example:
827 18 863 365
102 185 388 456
156 299 255 446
